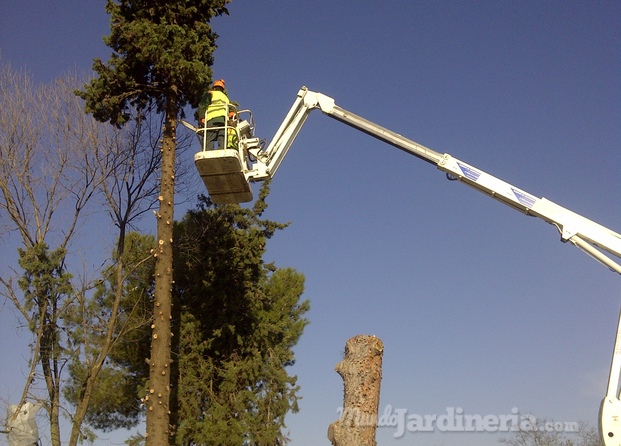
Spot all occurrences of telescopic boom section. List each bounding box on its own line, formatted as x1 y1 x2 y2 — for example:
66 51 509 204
256 88 621 272
251 86 445 179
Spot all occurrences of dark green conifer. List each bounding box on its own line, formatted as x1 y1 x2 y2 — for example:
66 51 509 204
173 188 309 445
78 2 229 442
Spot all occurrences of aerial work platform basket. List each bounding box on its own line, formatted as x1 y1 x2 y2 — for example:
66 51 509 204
185 106 260 205
194 149 252 204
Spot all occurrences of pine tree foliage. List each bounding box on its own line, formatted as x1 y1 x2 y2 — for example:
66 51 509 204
172 186 309 445
64 232 156 431
14 242 73 446
17 243 73 369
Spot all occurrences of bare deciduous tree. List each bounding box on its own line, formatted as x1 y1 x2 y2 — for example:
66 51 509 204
0 63 179 446
0 64 112 446
499 416 603 446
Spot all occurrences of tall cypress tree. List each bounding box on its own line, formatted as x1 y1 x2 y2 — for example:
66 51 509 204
78 1 230 443
173 189 309 445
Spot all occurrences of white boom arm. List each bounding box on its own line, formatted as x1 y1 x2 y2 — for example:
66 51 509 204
238 86 621 444
191 86 620 441
251 87 621 271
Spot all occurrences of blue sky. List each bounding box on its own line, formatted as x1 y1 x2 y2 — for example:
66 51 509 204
1 1 620 445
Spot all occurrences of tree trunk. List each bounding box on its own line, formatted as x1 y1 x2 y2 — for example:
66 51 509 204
328 335 384 446
68 366 99 446
41 357 62 446
146 97 177 445
69 248 126 446
40 303 62 446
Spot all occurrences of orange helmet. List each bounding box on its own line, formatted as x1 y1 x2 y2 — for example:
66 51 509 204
213 79 225 89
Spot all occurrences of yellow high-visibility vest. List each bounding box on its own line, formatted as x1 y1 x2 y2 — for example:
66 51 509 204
206 90 230 122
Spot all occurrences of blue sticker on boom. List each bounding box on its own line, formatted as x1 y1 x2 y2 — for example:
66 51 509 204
457 162 481 182
511 188 537 208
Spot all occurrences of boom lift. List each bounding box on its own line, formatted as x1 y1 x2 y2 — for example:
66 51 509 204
186 86 621 444
182 104 259 204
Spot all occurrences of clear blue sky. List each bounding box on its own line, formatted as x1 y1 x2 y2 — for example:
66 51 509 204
1 1 620 445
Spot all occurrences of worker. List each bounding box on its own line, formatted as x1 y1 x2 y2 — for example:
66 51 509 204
226 110 239 149
197 79 231 150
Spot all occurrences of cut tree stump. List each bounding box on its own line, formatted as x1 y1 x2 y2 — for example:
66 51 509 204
327 335 384 446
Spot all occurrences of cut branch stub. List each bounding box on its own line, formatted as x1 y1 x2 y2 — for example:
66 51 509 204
328 335 384 446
